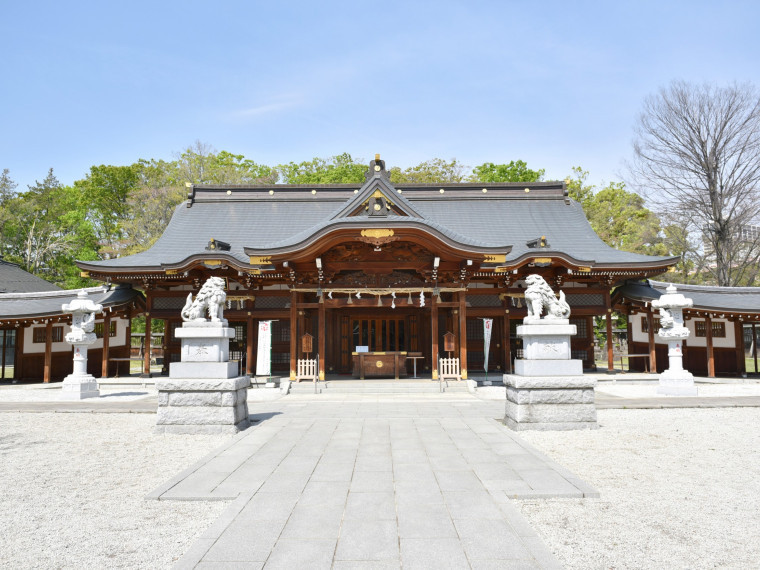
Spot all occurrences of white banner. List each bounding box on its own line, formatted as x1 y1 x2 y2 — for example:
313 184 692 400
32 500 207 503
255 320 272 376
483 318 493 372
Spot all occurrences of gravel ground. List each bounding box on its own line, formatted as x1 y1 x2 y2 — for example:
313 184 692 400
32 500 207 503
0 413 229 569
0 386 156 402
596 382 760 398
517 407 760 569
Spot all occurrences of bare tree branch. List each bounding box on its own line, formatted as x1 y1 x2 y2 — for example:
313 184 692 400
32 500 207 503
628 81 760 286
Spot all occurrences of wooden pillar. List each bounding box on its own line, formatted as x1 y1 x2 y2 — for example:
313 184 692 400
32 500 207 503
626 312 633 364
458 290 467 379
43 320 53 383
246 308 254 376
16 323 24 380
606 314 614 373
142 311 152 377
753 323 758 374
101 312 111 378
647 308 657 373
318 297 326 381
735 321 745 376
125 315 132 378
431 294 439 380
289 290 297 381
705 315 715 378
503 310 511 374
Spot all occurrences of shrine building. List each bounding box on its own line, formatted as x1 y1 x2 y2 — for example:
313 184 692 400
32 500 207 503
77 156 678 381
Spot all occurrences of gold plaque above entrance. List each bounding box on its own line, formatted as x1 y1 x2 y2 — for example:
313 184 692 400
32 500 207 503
358 228 397 248
360 229 394 238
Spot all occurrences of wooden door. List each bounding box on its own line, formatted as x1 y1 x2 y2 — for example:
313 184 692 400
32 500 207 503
351 317 407 352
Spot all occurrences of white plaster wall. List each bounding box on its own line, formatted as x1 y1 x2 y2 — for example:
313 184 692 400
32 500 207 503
684 318 735 348
24 317 128 354
630 314 735 347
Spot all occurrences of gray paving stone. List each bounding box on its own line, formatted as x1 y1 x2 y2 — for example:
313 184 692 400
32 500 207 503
444 491 504 519
256 471 311 493
468 560 540 569
311 460 355 482
518 468 580 494
397 502 457 538
335 518 400 561
350 470 395 493
264 538 337 569
391 448 429 463
280 504 344 539
196 559 264 569
454 518 533 561
161 470 229 500
393 462 435 481
236 491 300 522
434 469 483 491
297 480 350 508
345 491 397 520
400 538 470 569
203 522 284 562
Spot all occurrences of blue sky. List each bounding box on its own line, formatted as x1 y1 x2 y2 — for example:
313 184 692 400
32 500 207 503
2 0 759 192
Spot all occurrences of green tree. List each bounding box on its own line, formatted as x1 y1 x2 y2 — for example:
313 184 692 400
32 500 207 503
5 169 98 287
74 164 140 257
566 168 667 256
470 160 544 183
175 141 278 185
0 169 18 254
277 152 366 184
389 158 468 183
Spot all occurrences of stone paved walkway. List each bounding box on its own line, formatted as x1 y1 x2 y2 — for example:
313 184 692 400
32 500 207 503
151 395 596 569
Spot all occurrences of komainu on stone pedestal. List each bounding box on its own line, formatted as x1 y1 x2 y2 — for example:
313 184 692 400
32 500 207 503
156 277 250 434
504 275 597 431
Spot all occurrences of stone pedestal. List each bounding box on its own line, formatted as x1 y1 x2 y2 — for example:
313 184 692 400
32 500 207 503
503 374 597 431
156 320 250 434
657 340 697 396
60 374 100 400
505 319 597 430
155 376 250 434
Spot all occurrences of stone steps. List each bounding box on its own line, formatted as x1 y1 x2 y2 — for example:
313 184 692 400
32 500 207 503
289 380 470 394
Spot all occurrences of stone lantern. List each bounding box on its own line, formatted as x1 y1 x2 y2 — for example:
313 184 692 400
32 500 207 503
61 290 103 400
651 284 697 396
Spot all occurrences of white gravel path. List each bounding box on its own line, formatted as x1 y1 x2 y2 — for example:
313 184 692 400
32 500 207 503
596 382 760 398
0 386 157 402
517 407 760 569
0 413 229 569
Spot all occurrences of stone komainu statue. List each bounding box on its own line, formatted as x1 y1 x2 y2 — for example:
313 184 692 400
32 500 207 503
181 277 227 322
524 274 571 322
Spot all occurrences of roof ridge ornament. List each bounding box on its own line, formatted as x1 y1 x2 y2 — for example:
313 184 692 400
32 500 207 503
365 153 389 181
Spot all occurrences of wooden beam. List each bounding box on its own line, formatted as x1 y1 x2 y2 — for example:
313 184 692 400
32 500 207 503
43 321 52 383
458 290 467 379
705 315 715 378
290 290 297 381
101 312 111 378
